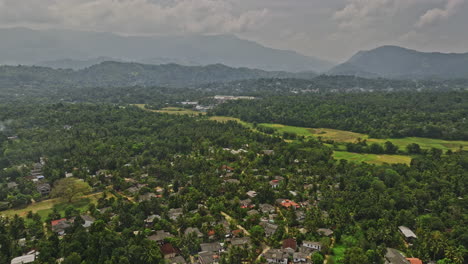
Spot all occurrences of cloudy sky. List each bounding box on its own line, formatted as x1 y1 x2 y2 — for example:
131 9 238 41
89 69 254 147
0 0 467 62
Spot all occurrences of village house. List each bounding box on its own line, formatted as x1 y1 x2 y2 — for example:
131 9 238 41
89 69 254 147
36 183 51 196
80 215 95 228
51 218 72 235
317 228 333 237
263 249 288 264
261 222 279 237
185 227 203 238
230 237 251 248
384 248 410 264
145 214 160 227
168 256 187 264
398 226 417 242
148 230 174 245
270 180 280 188
168 208 184 220
138 192 157 202
240 199 253 208
200 242 223 254
7 182 18 189
260 204 275 214
160 243 178 259
246 190 257 198
282 238 297 251
302 241 322 251
10 251 39 264
406 258 423 264
293 252 310 263
198 251 219 264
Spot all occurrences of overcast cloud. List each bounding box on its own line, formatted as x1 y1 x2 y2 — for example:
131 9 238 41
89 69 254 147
0 0 466 61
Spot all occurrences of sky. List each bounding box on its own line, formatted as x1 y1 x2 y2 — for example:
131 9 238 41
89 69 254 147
0 0 467 62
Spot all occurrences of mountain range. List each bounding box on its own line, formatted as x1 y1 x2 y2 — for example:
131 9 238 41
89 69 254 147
0 27 332 73
329 45 468 79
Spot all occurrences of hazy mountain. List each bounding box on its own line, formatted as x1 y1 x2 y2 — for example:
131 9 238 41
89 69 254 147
0 27 333 72
329 45 468 79
0 61 317 88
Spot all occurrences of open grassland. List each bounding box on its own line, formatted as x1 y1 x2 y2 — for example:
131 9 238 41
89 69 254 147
134 104 204 116
334 151 412 165
209 116 253 127
261 124 468 151
1 192 104 220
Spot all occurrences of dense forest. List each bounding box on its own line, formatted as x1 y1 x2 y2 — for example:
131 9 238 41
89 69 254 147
211 91 468 140
0 103 466 264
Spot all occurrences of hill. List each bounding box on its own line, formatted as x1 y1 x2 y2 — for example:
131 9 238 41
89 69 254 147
0 27 333 72
0 61 317 88
329 45 468 79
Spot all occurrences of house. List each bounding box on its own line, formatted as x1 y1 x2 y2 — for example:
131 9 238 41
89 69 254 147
225 179 240 185
293 252 310 263
138 192 157 202
282 238 297 251
198 251 219 264
295 211 306 222
148 230 174 245
317 228 333 237
51 218 72 235
126 186 139 195
220 165 234 172
231 237 251 248
36 183 51 196
185 227 203 238
240 199 253 208
160 243 178 259
302 241 321 251
398 226 417 241
270 180 280 188
246 190 257 198
145 214 161 227
10 251 39 264
200 242 223 253
279 199 300 209
168 208 184 220
384 248 410 264
168 256 187 264
80 215 95 228
406 258 423 264
262 150 275 155
7 182 18 189
263 249 288 264
247 209 259 216
261 222 278 237
260 204 275 214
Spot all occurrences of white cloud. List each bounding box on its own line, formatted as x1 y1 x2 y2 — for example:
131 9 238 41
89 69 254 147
416 0 465 27
0 0 269 35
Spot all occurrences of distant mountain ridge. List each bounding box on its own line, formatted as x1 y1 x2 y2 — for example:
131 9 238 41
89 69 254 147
0 27 333 72
0 61 317 88
329 45 468 79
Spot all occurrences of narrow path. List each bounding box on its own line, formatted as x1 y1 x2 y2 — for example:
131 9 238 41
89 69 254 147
221 211 250 236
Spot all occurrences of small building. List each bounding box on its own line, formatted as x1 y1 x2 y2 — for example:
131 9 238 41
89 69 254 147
7 182 18 189
160 243 178 259
317 228 333 237
246 190 257 198
198 251 219 264
302 241 321 251
270 180 280 188
247 209 259 216
10 251 39 264
261 222 278 237
80 215 95 228
282 238 297 251
145 214 161 227
406 258 423 264
260 204 275 214
51 218 72 235
185 227 203 238
263 249 288 264
398 226 417 241
293 252 310 263
384 248 410 264
36 183 51 196
168 208 184 220
200 242 223 253
138 192 157 202
148 230 174 245
262 150 275 155
168 256 187 264
231 237 251 248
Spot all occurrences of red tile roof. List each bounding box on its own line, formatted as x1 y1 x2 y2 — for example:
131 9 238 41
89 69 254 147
406 258 423 264
51 218 67 226
282 238 297 250
160 243 178 255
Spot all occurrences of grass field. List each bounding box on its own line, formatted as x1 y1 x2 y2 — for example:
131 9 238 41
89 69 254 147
260 124 468 151
134 104 204 116
1 192 104 220
209 116 253 127
334 151 412 165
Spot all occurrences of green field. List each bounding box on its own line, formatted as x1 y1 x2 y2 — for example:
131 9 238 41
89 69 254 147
334 151 412 165
1 192 104 220
134 104 204 116
209 116 253 127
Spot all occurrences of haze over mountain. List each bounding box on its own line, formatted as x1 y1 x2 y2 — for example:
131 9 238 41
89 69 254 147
329 46 468 79
0 61 318 88
0 27 332 73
